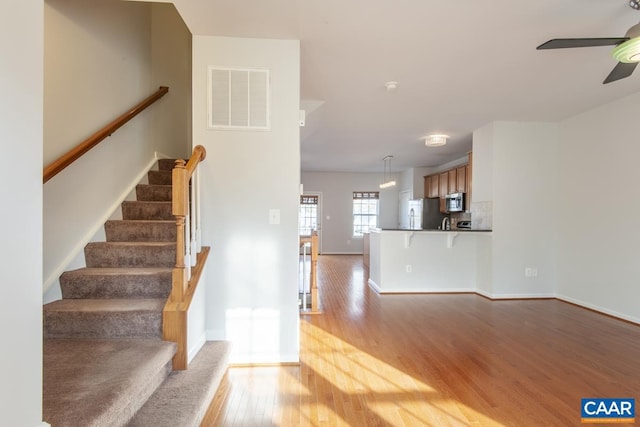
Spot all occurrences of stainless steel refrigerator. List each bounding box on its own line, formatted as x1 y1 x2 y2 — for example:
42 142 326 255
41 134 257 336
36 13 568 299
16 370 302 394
421 198 445 230
404 198 445 230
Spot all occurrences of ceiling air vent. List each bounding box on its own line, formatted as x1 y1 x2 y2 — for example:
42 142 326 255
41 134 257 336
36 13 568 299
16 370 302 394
207 67 270 130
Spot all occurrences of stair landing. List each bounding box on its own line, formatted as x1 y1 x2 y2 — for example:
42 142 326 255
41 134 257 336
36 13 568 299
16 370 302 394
43 338 176 427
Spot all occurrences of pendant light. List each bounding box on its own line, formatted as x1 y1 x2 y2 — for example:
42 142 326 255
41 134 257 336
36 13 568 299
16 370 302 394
379 155 396 189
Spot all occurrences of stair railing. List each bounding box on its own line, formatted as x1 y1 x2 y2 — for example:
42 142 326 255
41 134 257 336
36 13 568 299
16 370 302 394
43 86 169 183
164 144 208 370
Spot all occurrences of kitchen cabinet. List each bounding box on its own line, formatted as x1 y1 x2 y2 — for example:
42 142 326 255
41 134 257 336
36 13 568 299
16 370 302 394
456 165 466 193
423 152 472 208
439 172 448 197
424 174 439 198
466 153 473 210
448 169 457 193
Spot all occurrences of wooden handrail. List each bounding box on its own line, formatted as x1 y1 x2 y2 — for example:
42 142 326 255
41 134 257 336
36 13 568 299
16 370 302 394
185 145 206 177
164 145 207 370
43 86 169 183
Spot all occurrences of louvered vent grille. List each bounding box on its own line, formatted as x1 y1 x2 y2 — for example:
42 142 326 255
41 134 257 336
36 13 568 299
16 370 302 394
208 67 270 130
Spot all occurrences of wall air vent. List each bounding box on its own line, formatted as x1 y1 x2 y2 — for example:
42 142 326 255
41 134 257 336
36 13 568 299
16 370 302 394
207 67 270 130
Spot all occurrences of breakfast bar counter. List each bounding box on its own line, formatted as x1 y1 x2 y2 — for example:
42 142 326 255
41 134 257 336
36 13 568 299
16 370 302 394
367 228 492 294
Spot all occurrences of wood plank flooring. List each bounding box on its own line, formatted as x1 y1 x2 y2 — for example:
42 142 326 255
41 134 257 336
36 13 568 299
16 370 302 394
204 255 640 426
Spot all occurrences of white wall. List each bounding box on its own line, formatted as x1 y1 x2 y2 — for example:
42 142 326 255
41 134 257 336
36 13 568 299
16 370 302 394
557 91 640 323
301 172 400 253
43 0 183 293
193 36 300 364
473 122 558 298
0 2 44 425
369 230 482 293
151 3 192 159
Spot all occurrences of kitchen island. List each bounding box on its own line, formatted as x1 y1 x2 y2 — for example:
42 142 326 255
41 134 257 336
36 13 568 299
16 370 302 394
368 228 492 293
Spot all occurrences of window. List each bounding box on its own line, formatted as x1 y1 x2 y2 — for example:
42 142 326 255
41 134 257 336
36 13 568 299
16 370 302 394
299 195 318 236
353 191 379 237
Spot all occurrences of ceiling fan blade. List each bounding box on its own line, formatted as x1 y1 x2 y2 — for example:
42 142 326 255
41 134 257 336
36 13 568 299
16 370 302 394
603 61 638 84
537 38 628 50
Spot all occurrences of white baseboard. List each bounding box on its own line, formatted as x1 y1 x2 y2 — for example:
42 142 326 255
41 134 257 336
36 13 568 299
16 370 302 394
483 292 556 300
206 329 226 341
367 278 381 293
188 332 207 363
557 295 640 325
38 422 51 427
321 252 363 255
43 155 161 294
475 289 493 299
377 287 476 294
229 353 300 365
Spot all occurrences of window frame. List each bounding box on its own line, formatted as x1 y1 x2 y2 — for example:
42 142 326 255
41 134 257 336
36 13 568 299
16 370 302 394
352 191 379 238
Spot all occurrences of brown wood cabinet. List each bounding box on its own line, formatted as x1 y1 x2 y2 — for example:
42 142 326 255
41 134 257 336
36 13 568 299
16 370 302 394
448 169 457 193
439 172 448 197
423 153 473 210
456 165 466 193
424 174 440 198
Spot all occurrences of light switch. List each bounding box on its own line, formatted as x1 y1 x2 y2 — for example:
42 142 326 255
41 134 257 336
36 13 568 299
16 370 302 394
269 209 280 225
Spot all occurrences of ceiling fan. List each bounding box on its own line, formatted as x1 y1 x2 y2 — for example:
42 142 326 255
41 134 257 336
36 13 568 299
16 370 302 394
537 0 640 84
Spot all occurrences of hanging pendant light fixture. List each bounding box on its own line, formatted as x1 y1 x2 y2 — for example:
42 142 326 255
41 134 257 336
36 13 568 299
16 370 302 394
379 155 396 189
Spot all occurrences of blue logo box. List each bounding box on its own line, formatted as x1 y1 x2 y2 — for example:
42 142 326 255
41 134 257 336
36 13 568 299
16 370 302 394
581 398 635 423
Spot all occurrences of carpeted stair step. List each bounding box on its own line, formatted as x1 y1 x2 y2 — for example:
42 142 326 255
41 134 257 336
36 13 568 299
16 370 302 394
43 338 176 427
43 298 165 339
136 184 172 201
60 267 172 299
122 201 173 220
128 341 231 427
157 158 179 171
105 220 175 242
148 170 172 185
85 242 175 268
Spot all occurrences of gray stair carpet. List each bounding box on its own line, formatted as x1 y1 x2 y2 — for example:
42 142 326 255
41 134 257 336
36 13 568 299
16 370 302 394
105 220 176 242
44 298 165 339
60 267 171 299
43 159 229 427
43 338 176 427
128 341 231 427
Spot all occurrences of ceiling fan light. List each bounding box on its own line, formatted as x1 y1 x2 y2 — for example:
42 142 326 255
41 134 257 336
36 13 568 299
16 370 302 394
612 37 640 63
425 134 448 147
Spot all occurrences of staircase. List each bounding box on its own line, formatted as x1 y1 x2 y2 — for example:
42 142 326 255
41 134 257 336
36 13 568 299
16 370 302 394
43 159 229 427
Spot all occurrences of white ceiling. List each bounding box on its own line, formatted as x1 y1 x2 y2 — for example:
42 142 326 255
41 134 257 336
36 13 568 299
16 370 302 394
174 0 640 172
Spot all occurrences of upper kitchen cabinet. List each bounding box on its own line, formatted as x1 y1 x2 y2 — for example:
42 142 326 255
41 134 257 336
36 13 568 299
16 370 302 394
424 174 439 198
448 169 457 193
455 165 467 193
423 152 473 207
439 172 449 197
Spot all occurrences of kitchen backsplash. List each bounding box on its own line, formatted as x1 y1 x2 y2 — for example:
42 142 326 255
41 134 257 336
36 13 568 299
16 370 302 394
470 201 493 230
450 211 471 229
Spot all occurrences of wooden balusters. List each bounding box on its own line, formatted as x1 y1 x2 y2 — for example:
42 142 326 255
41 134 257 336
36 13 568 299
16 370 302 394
163 145 208 370
300 231 320 313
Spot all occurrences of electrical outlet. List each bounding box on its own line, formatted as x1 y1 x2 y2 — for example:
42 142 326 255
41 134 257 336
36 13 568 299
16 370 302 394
532 268 538 277
406 265 412 273
525 268 533 277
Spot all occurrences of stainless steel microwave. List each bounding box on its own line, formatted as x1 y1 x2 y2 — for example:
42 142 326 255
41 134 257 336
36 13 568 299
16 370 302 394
445 192 465 213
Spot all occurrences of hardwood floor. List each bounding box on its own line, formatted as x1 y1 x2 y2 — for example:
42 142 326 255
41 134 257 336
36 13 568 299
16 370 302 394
205 255 639 426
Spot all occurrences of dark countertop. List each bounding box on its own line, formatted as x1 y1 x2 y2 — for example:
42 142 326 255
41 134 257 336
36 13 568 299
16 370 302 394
380 228 492 232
